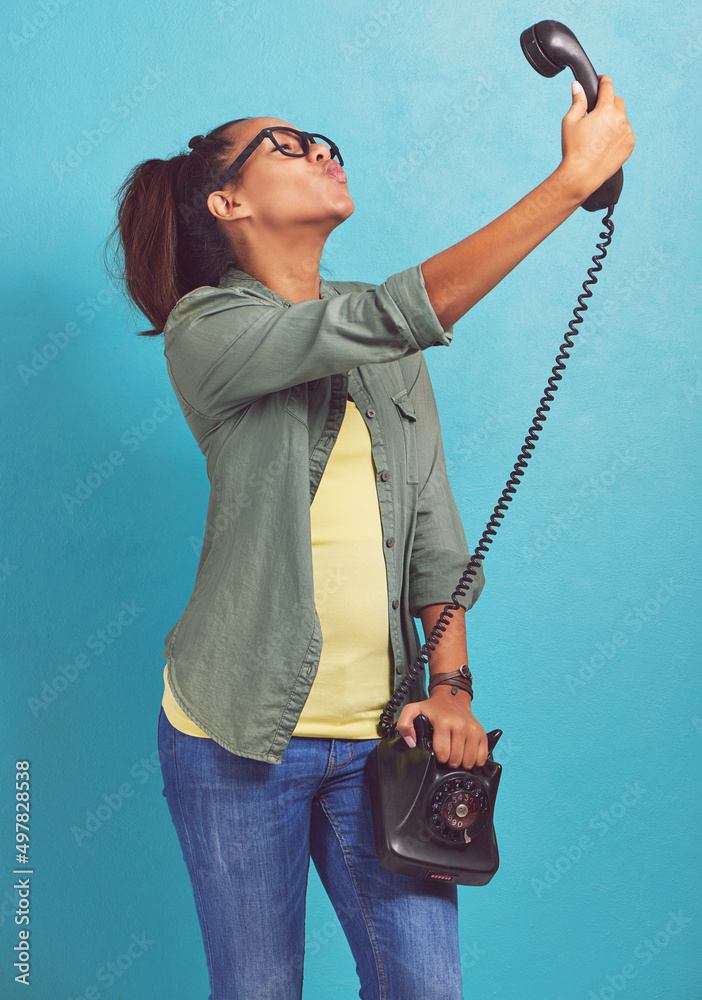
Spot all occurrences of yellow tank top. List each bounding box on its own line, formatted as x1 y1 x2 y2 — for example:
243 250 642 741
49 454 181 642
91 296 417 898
161 396 392 739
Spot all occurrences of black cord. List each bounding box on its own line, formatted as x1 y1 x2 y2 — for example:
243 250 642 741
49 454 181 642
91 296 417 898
379 204 616 738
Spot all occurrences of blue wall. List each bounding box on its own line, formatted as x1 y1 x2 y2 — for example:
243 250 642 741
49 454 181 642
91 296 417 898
2 1 700 997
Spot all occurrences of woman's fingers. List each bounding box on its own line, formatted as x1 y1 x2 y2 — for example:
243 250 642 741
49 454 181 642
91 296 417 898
429 723 450 763
463 736 489 770
395 705 419 747
560 71 635 199
397 701 490 769
595 73 616 107
440 723 487 770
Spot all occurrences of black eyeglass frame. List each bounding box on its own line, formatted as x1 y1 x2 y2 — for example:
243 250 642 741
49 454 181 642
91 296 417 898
215 128 343 190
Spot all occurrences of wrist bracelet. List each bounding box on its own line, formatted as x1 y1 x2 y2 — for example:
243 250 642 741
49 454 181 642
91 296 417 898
427 663 474 700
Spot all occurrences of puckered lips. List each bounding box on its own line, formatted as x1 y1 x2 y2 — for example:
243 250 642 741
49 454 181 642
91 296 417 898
323 160 347 183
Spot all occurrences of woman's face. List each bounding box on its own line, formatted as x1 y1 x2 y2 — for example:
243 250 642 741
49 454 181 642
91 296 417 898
213 116 354 237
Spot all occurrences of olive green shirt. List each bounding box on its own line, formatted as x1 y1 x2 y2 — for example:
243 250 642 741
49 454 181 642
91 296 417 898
162 261 485 763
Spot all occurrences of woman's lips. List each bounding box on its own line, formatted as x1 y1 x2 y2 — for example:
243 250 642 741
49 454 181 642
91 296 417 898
324 162 347 183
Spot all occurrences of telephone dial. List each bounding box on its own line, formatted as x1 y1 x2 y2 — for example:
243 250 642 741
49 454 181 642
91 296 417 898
368 21 625 885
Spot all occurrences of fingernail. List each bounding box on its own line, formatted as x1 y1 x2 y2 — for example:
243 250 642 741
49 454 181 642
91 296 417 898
404 735 416 748
572 81 582 96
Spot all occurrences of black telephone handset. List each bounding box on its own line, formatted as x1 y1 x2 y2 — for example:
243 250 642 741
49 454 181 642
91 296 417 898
520 20 624 211
368 23 623 886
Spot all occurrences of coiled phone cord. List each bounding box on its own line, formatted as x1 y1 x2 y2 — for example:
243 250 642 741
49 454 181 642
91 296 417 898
379 204 616 739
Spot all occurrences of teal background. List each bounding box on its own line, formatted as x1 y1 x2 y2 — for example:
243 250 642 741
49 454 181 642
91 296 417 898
2 0 700 997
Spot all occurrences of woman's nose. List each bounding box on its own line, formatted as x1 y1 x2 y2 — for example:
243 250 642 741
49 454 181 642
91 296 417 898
308 141 331 164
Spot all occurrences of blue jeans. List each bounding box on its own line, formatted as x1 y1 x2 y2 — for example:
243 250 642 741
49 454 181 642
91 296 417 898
157 706 465 1000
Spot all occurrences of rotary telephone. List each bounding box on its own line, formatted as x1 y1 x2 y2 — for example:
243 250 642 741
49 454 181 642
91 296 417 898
367 20 625 886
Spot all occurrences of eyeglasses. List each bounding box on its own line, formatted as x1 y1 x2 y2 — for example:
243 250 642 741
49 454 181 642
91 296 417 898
215 128 343 189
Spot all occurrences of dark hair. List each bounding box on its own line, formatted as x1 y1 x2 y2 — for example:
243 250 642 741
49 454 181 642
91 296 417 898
104 117 253 337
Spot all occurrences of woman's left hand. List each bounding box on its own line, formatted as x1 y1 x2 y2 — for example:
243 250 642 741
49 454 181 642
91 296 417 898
395 687 489 769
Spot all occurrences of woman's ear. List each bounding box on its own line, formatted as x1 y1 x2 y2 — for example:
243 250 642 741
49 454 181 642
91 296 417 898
207 189 246 223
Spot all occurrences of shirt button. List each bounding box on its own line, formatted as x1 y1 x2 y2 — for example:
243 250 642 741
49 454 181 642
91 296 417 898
392 599 399 609
380 469 389 482
366 408 376 418
395 663 403 674
386 536 395 547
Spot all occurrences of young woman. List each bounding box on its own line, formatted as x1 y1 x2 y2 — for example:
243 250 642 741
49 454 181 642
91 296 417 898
107 76 633 999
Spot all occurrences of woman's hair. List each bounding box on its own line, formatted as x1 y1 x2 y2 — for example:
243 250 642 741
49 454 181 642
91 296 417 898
104 117 253 337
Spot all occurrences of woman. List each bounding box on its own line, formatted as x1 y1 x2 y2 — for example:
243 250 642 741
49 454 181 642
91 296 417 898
106 77 633 999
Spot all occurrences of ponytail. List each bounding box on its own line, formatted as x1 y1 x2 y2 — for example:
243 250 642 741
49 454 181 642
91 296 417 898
104 118 252 337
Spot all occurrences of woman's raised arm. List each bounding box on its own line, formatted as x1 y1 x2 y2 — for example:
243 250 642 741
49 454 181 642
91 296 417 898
421 74 635 331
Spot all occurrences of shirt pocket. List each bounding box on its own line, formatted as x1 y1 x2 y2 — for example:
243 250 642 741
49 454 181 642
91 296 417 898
392 389 418 485
285 383 308 425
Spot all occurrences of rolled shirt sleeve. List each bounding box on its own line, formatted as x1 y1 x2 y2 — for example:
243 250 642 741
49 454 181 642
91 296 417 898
407 354 485 617
164 263 454 418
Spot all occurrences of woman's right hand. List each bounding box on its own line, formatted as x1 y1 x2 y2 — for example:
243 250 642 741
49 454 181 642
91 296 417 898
559 74 635 202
